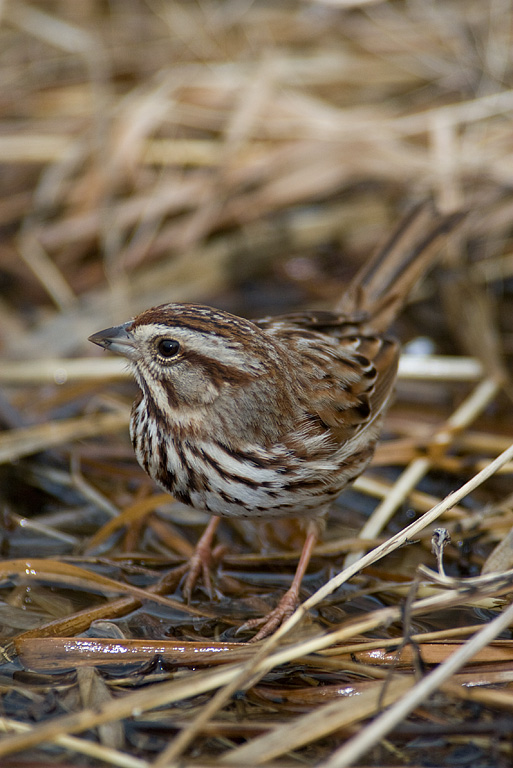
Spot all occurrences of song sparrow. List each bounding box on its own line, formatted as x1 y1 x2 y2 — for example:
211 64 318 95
89 202 462 640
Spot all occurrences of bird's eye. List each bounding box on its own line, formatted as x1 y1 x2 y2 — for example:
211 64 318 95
156 338 180 358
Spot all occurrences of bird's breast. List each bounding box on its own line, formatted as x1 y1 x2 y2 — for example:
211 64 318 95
130 396 372 519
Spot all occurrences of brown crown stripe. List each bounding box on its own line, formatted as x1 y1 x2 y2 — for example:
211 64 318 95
130 303 261 340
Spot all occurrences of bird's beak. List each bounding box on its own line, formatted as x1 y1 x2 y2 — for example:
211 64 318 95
88 321 139 360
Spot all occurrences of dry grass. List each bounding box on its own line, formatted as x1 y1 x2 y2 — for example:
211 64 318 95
0 1 512 766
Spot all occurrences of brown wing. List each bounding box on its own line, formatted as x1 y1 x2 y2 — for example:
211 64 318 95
254 205 464 448
257 311 399 445
256 309 367 335
306 333 399 444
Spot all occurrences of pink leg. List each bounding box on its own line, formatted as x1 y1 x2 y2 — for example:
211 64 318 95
182 516 221 601
242 523 318 642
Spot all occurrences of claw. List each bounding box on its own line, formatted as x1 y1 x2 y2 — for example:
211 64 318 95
239 587 299 642
182 549 214 601
180 516 221 601
238 524 319 641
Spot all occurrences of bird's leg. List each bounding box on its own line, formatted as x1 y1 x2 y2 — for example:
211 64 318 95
241 520 319 642
182 516 221 601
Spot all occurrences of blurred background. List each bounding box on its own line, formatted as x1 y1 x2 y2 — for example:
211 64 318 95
0 0 511 362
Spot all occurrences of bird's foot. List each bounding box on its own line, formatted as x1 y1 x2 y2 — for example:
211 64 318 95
237 524 318 641
238 586 299 642
181 516 223 601
182 545 226 601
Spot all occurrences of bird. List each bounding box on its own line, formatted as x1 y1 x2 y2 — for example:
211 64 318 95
89 202 463 640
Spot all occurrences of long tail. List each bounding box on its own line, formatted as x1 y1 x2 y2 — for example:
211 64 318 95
335 202 465 332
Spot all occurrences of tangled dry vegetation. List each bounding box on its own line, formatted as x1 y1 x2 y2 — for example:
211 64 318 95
0 1 512 766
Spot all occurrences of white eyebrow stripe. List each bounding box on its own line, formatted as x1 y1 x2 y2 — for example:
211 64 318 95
132 324 264 370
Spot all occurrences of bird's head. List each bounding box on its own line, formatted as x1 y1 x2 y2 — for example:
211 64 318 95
88 303 281 409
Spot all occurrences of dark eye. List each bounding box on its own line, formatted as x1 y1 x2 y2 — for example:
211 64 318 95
157 339 180 358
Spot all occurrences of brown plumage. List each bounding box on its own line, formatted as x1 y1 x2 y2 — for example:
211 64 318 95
89 202 463 639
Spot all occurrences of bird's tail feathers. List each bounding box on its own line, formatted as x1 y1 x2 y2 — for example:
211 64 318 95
335 202 465 332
